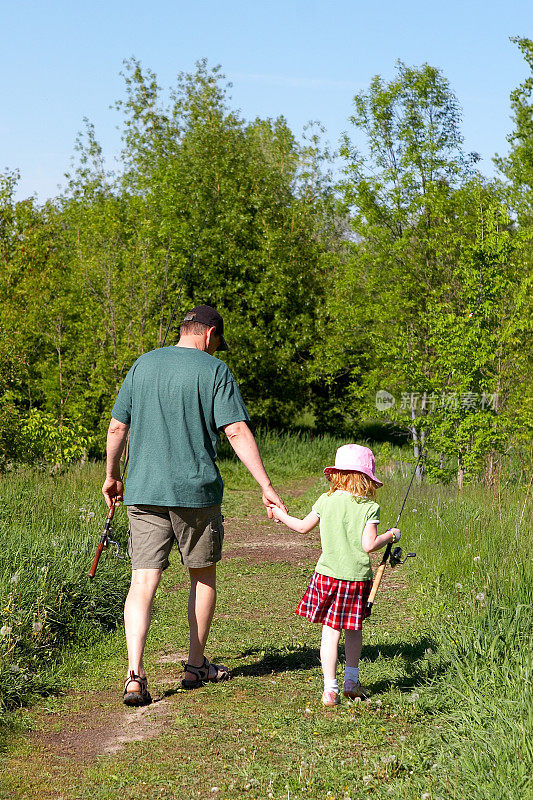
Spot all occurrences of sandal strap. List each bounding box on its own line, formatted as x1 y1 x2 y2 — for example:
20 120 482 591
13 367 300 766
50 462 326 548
183 656 209 681
124 670 148 693
209 661 231 679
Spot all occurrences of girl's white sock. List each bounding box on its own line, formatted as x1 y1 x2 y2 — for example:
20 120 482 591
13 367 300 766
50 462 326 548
324 678 339 693
344 666 359 683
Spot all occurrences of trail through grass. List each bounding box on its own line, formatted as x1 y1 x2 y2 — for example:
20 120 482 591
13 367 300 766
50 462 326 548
0 436 531 799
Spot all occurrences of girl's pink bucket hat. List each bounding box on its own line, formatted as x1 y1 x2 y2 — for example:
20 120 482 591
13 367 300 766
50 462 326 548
323 444 383 486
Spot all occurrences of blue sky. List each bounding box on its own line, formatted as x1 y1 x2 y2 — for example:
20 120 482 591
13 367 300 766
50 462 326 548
1 0 532 201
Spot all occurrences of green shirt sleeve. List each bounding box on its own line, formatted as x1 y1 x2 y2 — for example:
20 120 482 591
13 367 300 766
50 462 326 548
312 493 327 517
111 365 134 424
213 373 250 430
365 501 380 525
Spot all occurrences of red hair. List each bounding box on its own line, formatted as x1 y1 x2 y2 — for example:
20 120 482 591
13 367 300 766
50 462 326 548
327 469 378 499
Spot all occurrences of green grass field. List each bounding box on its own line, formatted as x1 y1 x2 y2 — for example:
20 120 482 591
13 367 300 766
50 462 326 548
0 435 531 799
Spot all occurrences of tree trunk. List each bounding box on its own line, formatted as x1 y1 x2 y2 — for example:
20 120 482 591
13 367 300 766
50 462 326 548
411 407 424 479
457 450 464 491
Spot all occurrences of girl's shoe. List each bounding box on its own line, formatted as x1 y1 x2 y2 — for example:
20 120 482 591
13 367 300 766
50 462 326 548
343 680 368 700
321 689 340 707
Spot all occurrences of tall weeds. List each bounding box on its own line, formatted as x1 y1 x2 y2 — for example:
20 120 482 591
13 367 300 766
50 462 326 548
387 481 532 799
0 466 130 713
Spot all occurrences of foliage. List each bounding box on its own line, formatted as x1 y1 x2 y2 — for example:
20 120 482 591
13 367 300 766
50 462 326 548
495 37 533 222
56 60 335 431
0 466 130 711
314 61 531 483
0 328 28 468
0 55 531 479
314 62 476 415
19 409 94 470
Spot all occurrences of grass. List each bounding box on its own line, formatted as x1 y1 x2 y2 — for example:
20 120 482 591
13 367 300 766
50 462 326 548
0 433 531 799
0 467 131 712
0 431 345 714
377 480 532 800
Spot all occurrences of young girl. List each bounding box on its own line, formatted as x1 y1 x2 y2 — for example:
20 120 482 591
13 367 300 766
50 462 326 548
271 444 400 706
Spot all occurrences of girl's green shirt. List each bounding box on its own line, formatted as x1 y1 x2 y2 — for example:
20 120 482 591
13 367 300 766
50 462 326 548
312 490 380 581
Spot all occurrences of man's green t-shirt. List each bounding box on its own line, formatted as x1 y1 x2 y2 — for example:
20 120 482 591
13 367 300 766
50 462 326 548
111 346 249 507
312 490 380 581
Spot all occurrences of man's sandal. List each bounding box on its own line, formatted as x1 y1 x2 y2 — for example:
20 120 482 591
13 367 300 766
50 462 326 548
123 671 152 706
181 656 231 689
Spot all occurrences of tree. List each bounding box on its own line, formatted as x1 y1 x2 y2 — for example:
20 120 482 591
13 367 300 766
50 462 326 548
495 37 533 223
317 61 529 483
418 189 530 485
102 59 333 427
493 37 533 475
316 62 477 424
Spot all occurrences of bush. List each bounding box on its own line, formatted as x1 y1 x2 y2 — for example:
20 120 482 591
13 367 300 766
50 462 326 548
19 410 94 471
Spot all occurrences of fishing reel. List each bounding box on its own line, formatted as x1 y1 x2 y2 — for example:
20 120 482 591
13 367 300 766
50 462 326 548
104 524 125 559
106 536 124 559
390 546 416 568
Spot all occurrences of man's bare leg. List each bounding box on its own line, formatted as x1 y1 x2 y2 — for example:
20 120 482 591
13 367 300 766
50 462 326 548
183 564 217 682
124 567 162 690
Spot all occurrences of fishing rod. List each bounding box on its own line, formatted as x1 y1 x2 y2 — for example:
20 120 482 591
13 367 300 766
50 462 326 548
88 221 207 580
365 453 419 616
366 368 458 615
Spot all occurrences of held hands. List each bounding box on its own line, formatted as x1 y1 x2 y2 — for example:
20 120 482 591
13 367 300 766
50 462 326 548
261 484 287 519
269 504 287 524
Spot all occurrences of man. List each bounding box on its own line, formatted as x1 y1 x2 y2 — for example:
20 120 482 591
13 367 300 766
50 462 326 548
102 304 286 705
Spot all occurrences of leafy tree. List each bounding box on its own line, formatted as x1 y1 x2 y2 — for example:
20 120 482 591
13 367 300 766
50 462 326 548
495 37 533 223
0 327 28 467
316 62 477 421
317 62 529 483
493 37 533 475
99 59 333 427
417 191 530 485
20 410 94 471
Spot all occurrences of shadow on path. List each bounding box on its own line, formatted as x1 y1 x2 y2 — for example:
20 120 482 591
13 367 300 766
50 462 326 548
231 635 441 687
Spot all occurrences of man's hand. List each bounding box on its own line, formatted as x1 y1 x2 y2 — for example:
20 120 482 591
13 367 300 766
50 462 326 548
262 484 287 519
102 477 124 509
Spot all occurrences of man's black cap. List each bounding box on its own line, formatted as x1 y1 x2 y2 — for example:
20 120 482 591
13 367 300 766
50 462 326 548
182 305 228 351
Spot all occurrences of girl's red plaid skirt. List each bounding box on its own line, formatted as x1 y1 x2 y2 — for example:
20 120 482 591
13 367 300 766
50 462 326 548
296 571 372 630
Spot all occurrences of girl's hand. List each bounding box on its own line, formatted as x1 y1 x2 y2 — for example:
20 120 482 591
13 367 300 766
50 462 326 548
388 528 401 543
270 504 285 523
363 523 400 553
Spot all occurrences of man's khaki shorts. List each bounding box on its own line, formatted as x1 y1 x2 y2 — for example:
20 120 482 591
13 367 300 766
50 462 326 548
127 504 224 571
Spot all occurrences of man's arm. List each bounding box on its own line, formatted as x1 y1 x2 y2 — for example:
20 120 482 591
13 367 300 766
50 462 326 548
223 420 287 518
102 417 130 508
